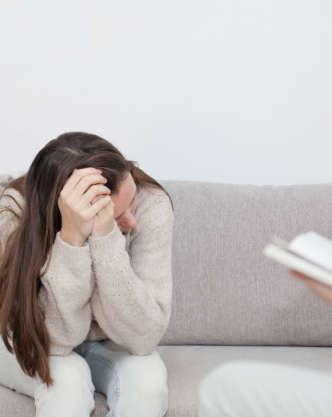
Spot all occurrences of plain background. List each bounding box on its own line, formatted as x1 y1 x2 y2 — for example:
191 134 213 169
0 0 331 185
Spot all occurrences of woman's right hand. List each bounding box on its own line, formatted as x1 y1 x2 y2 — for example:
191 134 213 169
58 167 111 246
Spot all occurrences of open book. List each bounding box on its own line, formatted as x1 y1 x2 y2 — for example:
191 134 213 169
263 231 332 288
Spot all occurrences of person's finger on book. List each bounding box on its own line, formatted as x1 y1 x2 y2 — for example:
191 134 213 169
289 270 332 306
289 270 311 281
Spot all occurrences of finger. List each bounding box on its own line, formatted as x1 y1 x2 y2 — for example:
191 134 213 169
306 279 332 292
62 168 101 195
81 184 111 207
289 271 319 290
289 270 310 280
90 192 110 205
90 192 103 205
85 195 112 217
75 173 107 196
93 197 115 221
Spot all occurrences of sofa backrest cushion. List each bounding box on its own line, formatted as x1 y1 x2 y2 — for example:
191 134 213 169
160 180 332 346
2 175 332 346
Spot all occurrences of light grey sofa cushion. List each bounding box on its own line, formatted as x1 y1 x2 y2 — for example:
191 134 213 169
159 344 332 417
1 344 332 417
160 180 332 346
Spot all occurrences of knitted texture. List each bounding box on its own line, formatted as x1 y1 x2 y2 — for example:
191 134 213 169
0 185 174 355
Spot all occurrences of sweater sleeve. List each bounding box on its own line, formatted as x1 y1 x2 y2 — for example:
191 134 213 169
38 231 94 355
88 190 174 355
0 189 94 356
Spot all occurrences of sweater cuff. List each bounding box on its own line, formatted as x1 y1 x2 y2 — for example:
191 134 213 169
57 231 89 248
88 221 126 264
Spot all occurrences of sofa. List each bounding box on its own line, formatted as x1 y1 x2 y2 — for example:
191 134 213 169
1 173 332 417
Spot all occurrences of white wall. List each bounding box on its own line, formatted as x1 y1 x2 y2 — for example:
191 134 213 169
1 0 331 185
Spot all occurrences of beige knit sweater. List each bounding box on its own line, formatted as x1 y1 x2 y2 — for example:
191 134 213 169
0 184 174 356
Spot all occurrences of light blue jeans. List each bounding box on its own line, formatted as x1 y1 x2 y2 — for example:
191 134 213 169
0 337 169 417
197 360 332 417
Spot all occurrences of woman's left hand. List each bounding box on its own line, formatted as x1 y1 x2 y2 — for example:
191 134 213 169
90 193 116 238
289 270 332 306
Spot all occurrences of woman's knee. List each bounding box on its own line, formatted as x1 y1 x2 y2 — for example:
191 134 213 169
121 351 167 393
34 352 96 416
114 350 168 415
47 352 95 392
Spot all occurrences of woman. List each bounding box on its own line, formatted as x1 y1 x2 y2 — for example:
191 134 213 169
197 271 332 417
0 132 175 417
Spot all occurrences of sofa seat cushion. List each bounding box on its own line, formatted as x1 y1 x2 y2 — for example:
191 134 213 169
158 344 332 417
1 345 332 417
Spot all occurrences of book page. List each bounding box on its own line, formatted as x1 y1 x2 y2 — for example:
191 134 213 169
289 231 332 272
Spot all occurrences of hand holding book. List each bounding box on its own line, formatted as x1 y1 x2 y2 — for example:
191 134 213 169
263 232 332 306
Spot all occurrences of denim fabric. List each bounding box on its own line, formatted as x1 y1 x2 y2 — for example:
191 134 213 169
0 336 95 417
73 339 169 417
0 336 168 417
73 340 120 417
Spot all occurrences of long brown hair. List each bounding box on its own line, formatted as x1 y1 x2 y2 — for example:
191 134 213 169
0 132 174 387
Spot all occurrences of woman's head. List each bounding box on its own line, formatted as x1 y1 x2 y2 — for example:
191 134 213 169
25 131 138 238
0 131 173 387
